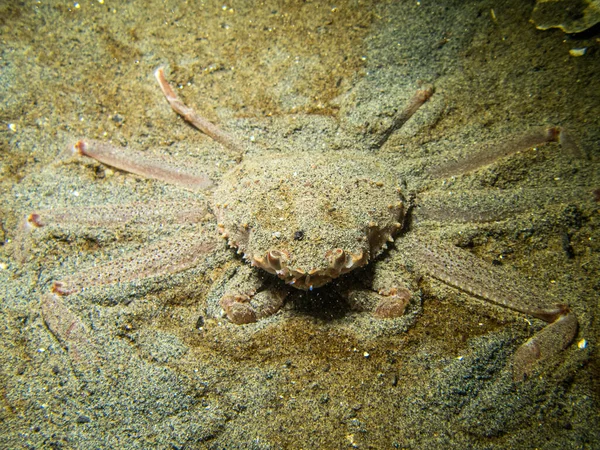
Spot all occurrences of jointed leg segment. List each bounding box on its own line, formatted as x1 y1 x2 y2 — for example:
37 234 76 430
154 68 245 155
375 86 434 148
50 233 218 296
73 140 213 191
429 126 577 178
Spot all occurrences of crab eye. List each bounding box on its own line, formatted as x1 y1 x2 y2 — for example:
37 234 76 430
293 230 305 241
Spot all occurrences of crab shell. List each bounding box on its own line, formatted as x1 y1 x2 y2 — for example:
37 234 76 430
213 151 405 290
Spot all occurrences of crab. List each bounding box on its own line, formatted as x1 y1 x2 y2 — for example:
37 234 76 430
22 68 580 380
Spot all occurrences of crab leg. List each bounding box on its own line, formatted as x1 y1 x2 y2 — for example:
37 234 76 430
375 85 434 148
415 187 596 223
41 293 99 372
51 231 218 296
15 200 208 263
512 312 578 381
155 67 245 154
401 236 565 320
73 140 213 190
397 235 578 379
24 200 207 229
429 126 578 178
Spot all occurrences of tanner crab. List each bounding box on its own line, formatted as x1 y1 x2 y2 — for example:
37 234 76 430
22 68 581 380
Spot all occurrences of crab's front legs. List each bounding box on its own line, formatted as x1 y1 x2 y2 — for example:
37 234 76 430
155 67 246 155
397 235 579 380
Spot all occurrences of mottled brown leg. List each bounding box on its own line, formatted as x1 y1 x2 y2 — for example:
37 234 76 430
41 293 99 371
415 187 597 224
155 67 246 155
24 200 207 229
429 126 578 178
375 86 434 148
397 234 578 380
73 140 213 190
15 200 208 264
512 311 578 381
51 232 217 295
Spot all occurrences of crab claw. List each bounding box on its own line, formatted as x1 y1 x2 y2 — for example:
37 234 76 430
220 294 257 325
373 287 412 319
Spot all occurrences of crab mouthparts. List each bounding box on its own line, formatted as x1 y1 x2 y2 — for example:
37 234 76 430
250 248 368 290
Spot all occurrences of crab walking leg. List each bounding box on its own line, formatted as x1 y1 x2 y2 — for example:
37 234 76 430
41 293 99 372
414 187 596 223
73 140 213 191
512 313 578 381
429 126 577 178
375 85 434 148
24 200 208 229
397 235 578 377
51 232 218 295
155 67 245 154
15 200 209 263
402 236 567 321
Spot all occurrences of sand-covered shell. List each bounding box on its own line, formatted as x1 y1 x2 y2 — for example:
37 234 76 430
531 0 600 33
213 151 405 289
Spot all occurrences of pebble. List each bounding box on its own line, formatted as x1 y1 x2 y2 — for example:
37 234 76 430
569 48 587 57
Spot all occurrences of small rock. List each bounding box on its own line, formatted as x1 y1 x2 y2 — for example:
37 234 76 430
76 415 91 424
569 47 587 57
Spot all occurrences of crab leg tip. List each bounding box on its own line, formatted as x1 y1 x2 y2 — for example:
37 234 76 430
155 67 177 100
51 281 76 296
26 213 43 228
73 140 87 156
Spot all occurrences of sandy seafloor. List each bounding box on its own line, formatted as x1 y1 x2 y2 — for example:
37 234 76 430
1 0 599 448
